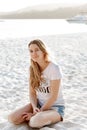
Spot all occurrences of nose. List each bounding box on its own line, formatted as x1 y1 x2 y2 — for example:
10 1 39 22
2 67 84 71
31 51 37 57
33 51 37 55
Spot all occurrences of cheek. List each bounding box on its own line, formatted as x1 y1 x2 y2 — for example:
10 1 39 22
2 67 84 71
37 51 42 54
30 53 33 57
38 51 44 58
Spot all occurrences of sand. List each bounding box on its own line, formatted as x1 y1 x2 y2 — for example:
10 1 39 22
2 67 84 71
0 33 87 130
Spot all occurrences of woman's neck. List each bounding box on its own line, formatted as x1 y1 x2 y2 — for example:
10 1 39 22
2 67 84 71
37 60 50 72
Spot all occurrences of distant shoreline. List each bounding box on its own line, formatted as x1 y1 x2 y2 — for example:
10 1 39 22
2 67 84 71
0 3 87 19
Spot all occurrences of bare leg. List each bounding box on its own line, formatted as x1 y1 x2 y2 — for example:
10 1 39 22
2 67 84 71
29 110 62 128
8 103 33 125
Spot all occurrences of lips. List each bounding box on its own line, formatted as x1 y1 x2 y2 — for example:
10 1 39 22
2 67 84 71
32 56 39 61
33 56 38 59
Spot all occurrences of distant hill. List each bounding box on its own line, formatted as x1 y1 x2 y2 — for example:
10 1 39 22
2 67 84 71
0 3 87 19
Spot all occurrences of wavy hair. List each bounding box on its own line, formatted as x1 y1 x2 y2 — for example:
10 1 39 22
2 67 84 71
28 39 49 89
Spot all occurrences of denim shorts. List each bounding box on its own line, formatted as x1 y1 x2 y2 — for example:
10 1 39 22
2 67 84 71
51 105 65 120
37 103 65 121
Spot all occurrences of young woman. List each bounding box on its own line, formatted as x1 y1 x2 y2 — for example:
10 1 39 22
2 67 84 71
8 39 65 128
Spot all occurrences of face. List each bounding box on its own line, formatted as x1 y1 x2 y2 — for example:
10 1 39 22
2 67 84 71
29 44 45 62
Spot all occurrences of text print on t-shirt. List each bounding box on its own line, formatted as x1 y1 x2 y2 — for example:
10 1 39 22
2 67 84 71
37 75 50 93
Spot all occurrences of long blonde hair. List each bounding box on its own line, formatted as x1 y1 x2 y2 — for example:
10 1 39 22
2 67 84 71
28 39 49 89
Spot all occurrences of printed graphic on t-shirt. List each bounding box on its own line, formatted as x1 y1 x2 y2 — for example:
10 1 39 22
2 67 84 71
37 75 50 93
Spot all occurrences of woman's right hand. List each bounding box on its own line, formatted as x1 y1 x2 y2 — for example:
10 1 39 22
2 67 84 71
33 107 40 115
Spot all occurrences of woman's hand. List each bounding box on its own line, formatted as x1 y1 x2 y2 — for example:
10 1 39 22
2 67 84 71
33 107 40 115
22 112 33 121
22 107 40 121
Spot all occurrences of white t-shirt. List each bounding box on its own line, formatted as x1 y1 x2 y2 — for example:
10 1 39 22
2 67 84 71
36 62 65 107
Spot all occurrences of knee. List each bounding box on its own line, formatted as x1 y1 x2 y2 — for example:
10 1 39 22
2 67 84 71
8 114 19 125
8 114 15 124
8 114 13 122
29 113 43 128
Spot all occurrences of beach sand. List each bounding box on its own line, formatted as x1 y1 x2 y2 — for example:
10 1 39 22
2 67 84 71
0 33 87 130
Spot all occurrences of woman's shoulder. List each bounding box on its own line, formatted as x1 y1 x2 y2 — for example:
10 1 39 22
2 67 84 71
50 61 61 70
48 61 63 79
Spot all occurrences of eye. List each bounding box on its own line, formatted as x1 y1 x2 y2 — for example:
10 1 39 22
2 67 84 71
29 50 33 53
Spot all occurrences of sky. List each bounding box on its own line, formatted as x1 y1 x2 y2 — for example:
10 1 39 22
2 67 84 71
0 0 87 12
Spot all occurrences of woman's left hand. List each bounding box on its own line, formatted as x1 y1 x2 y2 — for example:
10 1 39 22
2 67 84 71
22 112 34 121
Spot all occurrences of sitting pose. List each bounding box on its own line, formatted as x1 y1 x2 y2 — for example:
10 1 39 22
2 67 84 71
8 39 65 128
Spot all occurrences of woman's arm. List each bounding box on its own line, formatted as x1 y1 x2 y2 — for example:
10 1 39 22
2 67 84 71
29 85 40 114
29 86 37 108
40 79 61 111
